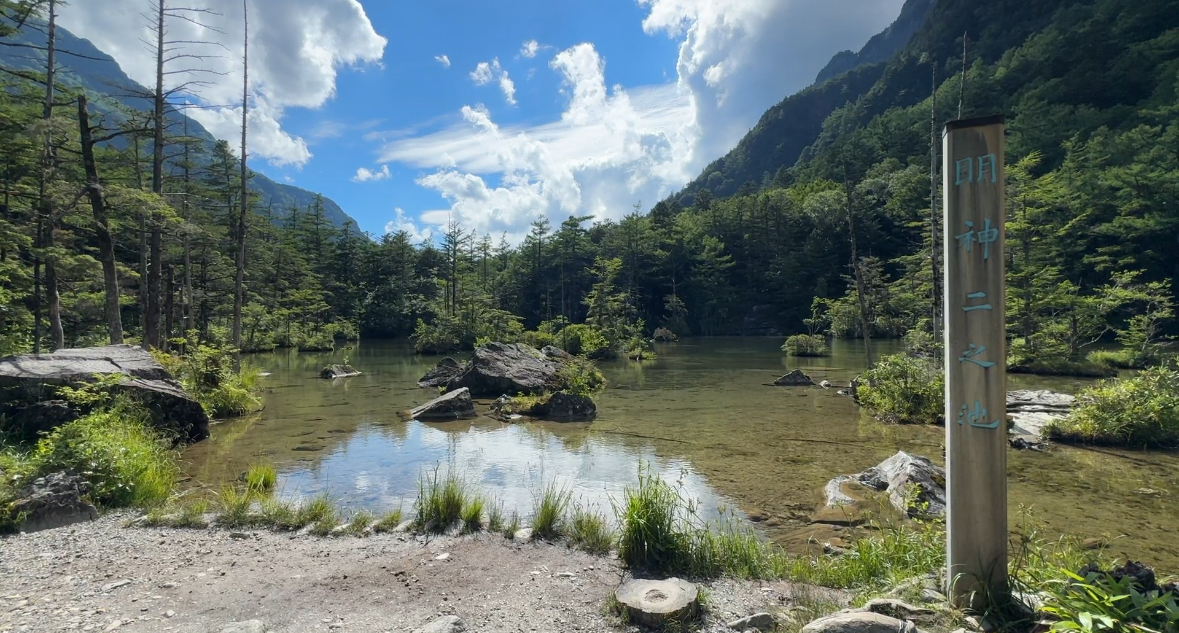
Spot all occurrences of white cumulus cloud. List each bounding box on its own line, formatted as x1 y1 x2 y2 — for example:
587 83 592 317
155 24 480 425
520 39 540 58
469 58 516 105
435 54 451 68
352 164 391 182
384 207 434 244
58 0 387 167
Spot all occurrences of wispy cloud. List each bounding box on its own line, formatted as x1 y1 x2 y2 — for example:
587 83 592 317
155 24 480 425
469 58 516 105
435 54 451 68
352 164 392 182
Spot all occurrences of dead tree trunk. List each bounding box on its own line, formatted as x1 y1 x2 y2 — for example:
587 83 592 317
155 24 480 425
78 95 124 344
231 0 249 349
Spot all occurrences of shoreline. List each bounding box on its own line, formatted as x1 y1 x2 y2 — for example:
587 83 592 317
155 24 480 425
0 513 849 633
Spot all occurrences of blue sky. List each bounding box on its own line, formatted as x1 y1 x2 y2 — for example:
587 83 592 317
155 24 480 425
61 0 907 243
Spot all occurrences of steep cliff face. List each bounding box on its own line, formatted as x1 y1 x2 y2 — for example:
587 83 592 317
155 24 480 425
814 0 937 85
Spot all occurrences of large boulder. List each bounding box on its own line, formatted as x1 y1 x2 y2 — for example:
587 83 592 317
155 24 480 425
538 391 596 421
1007 390 1074 447
0 345 209 444
9 471 99 533
775 369 815 386
411 387 476 420
417 357 463 388
820 452 946 522
445 343 563 397
2 400 78 440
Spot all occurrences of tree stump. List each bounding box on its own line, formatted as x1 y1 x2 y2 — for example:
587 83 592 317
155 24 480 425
615 578 699 628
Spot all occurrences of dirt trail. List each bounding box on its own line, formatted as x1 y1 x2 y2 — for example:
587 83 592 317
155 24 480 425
0 514 832 633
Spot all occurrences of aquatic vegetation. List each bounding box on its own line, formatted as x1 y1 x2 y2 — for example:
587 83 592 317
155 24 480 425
245 463 277 494
1047 366 1179 448
856 353 944 424
530 481 572 540
782 334 829 357
1039 566 1179 633
486 499 506 534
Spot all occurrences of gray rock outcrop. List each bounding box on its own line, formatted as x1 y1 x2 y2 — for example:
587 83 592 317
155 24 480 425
1007 390 1074 447
801 611 922 633
10 471 99 533
774 369 815 386
444 343 563 397
319 364 360 379
417 357 463 388
821 451 946 519
537 391 596 421
411 387 476 420
0 345 209 444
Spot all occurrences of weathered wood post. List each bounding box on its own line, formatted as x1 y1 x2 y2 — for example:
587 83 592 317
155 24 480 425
942 115 1008 608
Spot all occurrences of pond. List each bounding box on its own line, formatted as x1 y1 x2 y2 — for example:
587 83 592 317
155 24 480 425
181 338 1179 570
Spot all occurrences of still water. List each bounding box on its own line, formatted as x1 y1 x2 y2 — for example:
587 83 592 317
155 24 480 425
181 338 1179 569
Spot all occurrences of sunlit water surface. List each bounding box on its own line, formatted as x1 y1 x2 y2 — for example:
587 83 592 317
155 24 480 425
181 338 1179 569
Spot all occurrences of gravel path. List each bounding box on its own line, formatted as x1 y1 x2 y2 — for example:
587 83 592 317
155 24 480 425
0 514 846 633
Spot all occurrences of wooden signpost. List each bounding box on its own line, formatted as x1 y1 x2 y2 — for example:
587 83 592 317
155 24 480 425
942 115 1008 607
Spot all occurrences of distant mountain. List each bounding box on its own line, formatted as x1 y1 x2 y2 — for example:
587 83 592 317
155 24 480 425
0 19 358 230
814 0 937 85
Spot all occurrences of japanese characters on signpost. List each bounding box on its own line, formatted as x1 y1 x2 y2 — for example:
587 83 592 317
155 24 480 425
942 115 1007 608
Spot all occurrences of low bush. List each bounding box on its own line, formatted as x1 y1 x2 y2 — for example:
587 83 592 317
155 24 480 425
1047 366 1179 448
782 334 829 357
856 353 944 424
652 327 678 342
555 357 607 397
1039 566 1179 633
324 320 360 341
1086 349 1149 370
154 345 262 418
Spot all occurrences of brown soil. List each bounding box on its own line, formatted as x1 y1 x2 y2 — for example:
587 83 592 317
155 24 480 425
0 514 849 633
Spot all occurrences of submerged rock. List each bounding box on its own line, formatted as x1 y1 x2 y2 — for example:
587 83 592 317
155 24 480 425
537 391 596 421
10 471 99 533
1006 389 1074 448
0 344 208 444
615 578 699 628
818 452 946 523
411 387 476 420
445 342 562 397
417 357 463 388
774 369 815 386
319 364 360 379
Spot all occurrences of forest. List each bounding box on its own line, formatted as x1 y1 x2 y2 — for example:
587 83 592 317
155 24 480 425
0 0 1177 373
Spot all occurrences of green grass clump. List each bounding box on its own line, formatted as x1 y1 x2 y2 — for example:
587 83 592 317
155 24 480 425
566 504 614 555
257 497 301 530
856 353 944 424
414 466 469 533
504 511 521 539
1039 568 1179 633
372 508 405 533
1046 366 1179 448
1086 349 1148 370
530 481 572 540
245 463 277 494
141 497 210 528
344 510 374 536
615 468 690 572
461 496 485 533
296 493 336 528
30 400 179 508
486 499 505 534
782 334 829 357
215 485 255 528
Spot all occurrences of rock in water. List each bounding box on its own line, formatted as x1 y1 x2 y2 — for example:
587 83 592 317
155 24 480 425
319 364 360 379
10 471 99 533
801 612 922 633
1006 389 1074 447
857 452 946 517
0 344 209 444
410 387 476 420
412 615 466 633
445 342 562 397
774 369 815 386
615 578 700 628
417 357 463 388
538 391 596 421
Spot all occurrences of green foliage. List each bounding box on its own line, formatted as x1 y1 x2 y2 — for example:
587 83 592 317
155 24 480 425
555 356 607 397
856 353 944 424
324 320 359 341
1047 366 1179 448
1040 570 1179 633
245 463 277 494
530 481 572 540
782 334 829 357
565 504 615 555
614 466 691 572
29 399 178 508
154 346 261 418
460 496 485 533
414 465 469 532
372 508 405 533
486 499 505 535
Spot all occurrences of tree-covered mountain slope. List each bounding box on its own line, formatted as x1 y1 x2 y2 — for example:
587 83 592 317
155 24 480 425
0 19 357 229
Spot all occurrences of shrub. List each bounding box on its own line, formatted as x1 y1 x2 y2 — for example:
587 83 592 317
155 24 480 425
857 353 944 424
557 324 609 358
30 400 178 508
782 334 829 357
154 345 262 418
652 327 678 342
555 357 607 397
295 329 335 352
1039 567 1179 633
530 481 572 540
1087 349 1148 370
324 320 360 341
1046 366 1179 448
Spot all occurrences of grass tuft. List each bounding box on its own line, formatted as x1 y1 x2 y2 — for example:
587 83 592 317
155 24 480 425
372 508 405 533
1046 366 1179 448
566 503 614 555
487 498 505 534
245 463 277 494
530 481 572 540
504 511 521 539
344 510 374 536
215 485 255 528
414 465 468 533
461 496 485 533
